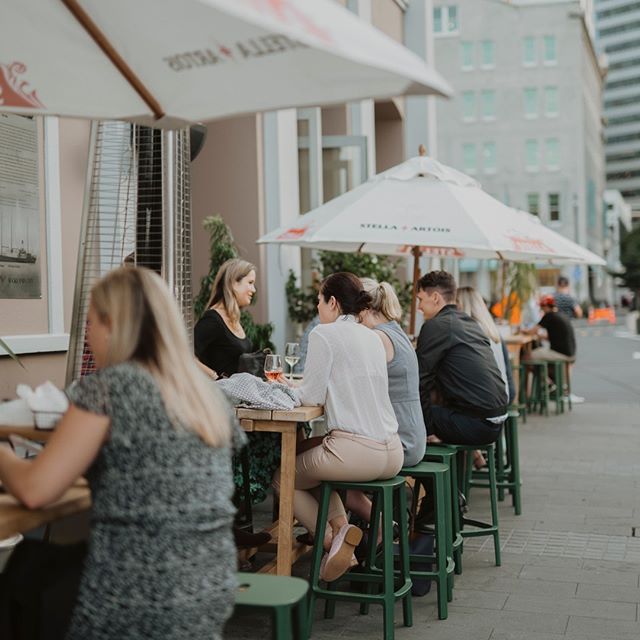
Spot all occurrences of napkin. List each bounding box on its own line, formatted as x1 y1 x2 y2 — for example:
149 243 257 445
0 398 35 426
16 381 69 429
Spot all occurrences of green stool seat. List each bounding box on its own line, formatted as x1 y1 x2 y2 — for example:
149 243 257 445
398 461 456 620
423 445 464 575
236 573 309 640
449 442 501 567
307 476 412 640
470 409 522 516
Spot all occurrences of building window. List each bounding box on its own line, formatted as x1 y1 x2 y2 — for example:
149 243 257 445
548 192 560 222
481 90 496 120
525 139 539 171
523 88 538 118
461 41 474 69
527 193 540 216
462 91 476 121
545 138 560 170
434 5 459 35
523 36 536 66
463 143 477 174
544 86 558 117
483 142 497 173
543 36 557 65
481 40 495 68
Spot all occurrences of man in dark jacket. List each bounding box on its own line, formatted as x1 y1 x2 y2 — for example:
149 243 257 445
416 271 508 445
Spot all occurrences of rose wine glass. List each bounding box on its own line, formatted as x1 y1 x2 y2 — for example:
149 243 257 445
284 342 301 379
264 354 283 381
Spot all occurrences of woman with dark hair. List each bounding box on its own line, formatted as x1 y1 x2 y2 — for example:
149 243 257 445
273 272 402 582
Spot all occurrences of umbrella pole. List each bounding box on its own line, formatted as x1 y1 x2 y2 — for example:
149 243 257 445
409 246 422 337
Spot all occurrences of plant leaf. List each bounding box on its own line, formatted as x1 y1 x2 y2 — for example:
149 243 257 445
0 337 26 369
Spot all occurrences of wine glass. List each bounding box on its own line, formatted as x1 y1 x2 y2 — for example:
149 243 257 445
264 354 283 381
284 342 301 379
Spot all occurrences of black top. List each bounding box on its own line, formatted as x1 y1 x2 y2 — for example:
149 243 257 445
538 311 576 357
194 309 253 377
416 305 508 419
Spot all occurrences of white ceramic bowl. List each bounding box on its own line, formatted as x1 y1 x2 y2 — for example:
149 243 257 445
0 533 23 573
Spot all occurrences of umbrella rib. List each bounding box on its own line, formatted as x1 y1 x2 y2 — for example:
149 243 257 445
61 0 165 120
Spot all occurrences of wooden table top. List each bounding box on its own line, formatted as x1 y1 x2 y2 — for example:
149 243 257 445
235 405 323 423
0 481 91 539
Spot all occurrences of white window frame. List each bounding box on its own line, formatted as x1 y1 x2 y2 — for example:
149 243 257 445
482 142 497 174
461 41 474 71
548 192 561 223
1 117 68 357
481 90 496 121
523 87 538 119
527 192 540 216
543 35 557 66
462 143 477 175
545 138 560 171
481 40 495 69
525 139 539 172
544 86 559 117
523 36 537 67
462 91 476 122
434 5 459 37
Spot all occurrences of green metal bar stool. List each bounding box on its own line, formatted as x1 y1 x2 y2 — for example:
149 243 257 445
423 445 464 575
235 573 309 640
307 476 412 640
450 442 501 566
524 360 550 416
470 409 522 515
398 461 456 620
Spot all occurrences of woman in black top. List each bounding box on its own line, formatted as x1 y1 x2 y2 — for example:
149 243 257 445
194 258 274 549
194 258 256 378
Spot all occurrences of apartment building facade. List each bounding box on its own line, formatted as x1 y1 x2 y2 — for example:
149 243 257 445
433 0 608 301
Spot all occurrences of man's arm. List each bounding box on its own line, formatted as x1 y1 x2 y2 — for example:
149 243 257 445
573 302 583 319
416 318 451 411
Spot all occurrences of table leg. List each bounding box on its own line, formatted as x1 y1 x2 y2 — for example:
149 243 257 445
276 427 297 576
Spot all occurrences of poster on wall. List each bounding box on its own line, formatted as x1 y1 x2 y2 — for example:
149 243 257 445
0 113 41 299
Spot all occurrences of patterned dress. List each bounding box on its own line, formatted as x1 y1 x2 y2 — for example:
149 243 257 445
65 362 241 640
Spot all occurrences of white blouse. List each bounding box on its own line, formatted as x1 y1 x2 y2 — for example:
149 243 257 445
296 315 399 443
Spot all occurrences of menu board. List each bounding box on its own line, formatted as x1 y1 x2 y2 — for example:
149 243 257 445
0 113 41 299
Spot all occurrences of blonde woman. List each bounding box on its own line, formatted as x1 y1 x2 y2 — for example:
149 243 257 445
360 278 426 467
455 286 514 405
456 286 515 469
194 258 256 379
0 267 239 640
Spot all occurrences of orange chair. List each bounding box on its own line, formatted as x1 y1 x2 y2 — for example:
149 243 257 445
587 307 616 325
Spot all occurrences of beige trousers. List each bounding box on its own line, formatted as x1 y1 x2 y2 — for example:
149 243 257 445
273 431 403 536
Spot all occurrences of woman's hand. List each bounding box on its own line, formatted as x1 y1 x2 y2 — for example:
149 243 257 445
195 359 218 380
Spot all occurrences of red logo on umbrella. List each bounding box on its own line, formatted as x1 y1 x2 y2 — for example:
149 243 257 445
277 226 308 240
0 62 44 109
507 236 555 254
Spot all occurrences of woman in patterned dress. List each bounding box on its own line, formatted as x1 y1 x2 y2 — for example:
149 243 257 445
0 267 239 639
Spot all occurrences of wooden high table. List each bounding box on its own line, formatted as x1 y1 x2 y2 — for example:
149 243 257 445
236 405 323 576
504 334 537 391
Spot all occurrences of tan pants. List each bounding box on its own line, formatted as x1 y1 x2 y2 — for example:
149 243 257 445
272 431 403 536
528 346 575 363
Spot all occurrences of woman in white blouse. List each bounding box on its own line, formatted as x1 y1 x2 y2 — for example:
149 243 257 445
273 272 402 582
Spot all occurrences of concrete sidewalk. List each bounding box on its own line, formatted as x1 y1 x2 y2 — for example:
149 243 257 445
226 326 640 639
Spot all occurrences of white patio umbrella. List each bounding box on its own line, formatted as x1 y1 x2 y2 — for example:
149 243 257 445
258 152 606 331
1 0 451 128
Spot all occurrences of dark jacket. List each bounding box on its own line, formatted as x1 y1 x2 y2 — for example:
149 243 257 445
416 305 508 419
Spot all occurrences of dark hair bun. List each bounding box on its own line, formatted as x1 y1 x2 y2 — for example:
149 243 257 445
321 272 370 316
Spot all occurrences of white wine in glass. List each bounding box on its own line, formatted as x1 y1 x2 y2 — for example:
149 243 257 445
284 342 301 379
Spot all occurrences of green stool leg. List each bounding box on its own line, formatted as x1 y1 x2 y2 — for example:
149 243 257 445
396 483 413 628
381 487 396 640
507 414 522 516
433 471 448 620
295 595 309 640
496 433 506 502
448 453 463 574
306 484 332 639
442 466 454 602
273 607 293 640
486 448 501 567
358 491 381 616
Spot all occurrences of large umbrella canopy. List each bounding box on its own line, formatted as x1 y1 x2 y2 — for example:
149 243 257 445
1 0 452 128
258 155 606 266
